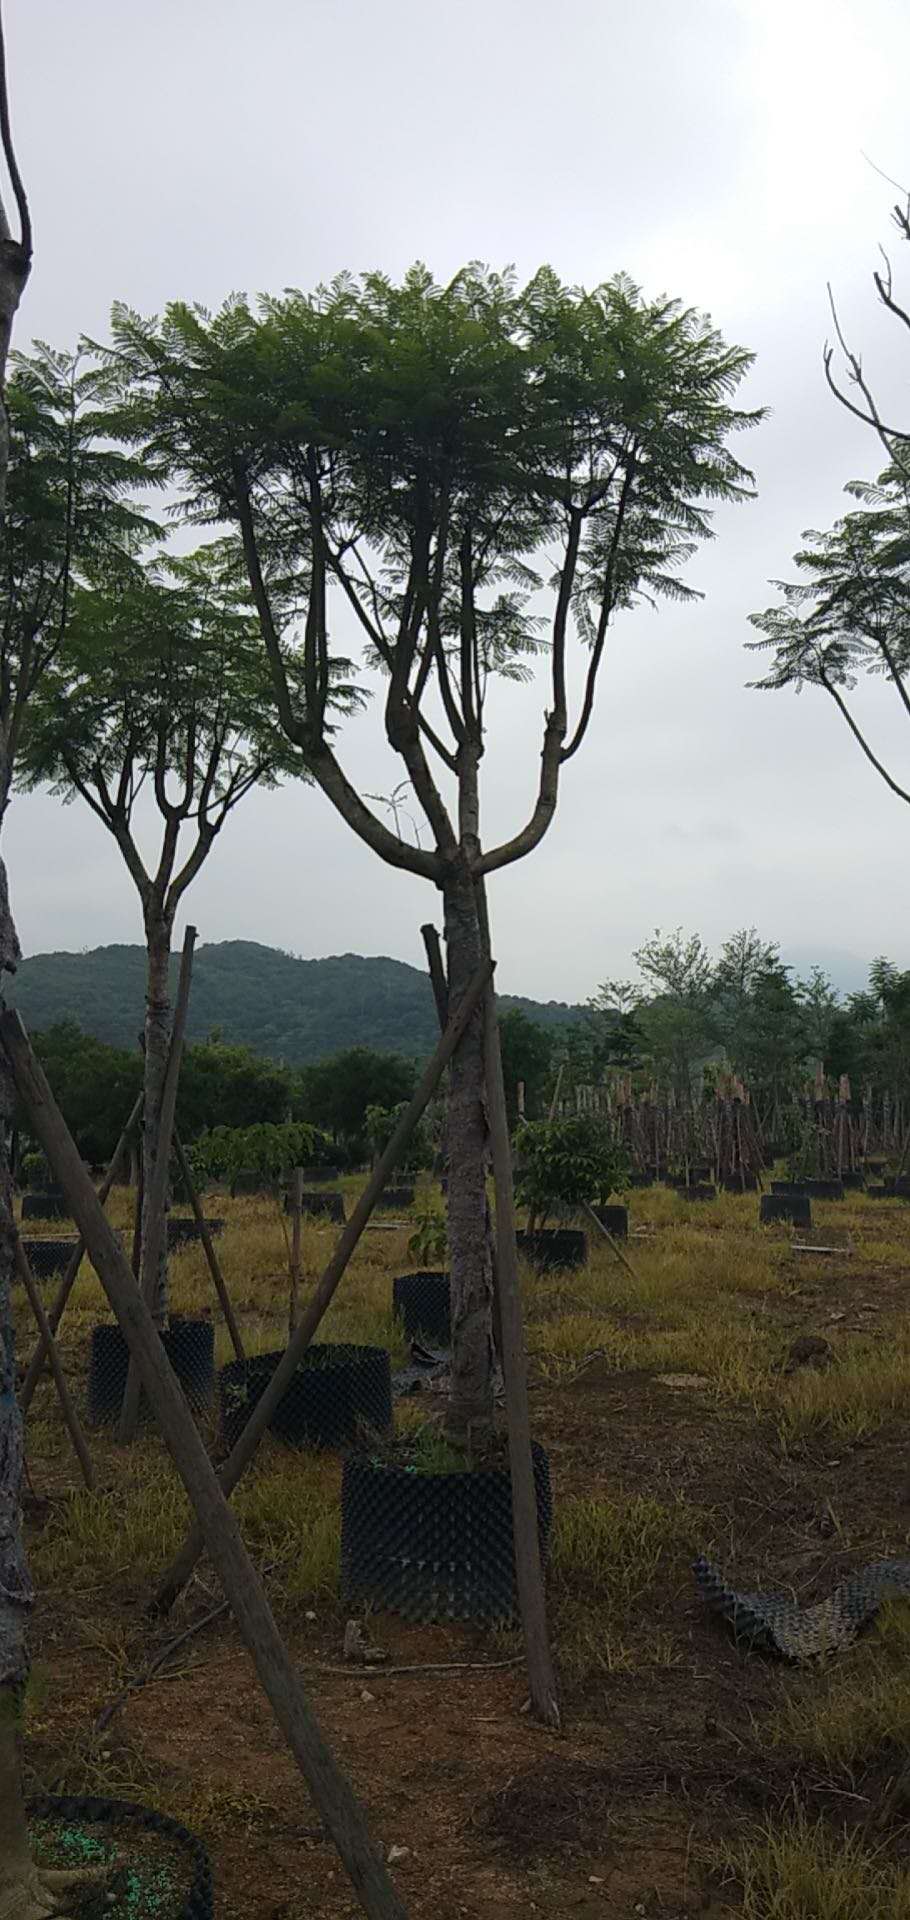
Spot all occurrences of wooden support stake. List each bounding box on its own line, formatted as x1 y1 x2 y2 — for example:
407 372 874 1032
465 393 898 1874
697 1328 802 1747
481 977 561 1730
120 927 197 1442
0 1006 408 1920
131 1139 144 1278
20 1091 143 1415
289 1165 303 1338
581 1201 642 1283
420 922 449 1027
172 1129 245 1362
14 1234 94 1490
151 956 495 1617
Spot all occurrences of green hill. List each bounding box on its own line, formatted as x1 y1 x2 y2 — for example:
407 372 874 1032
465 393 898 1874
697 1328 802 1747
8 940 586 1064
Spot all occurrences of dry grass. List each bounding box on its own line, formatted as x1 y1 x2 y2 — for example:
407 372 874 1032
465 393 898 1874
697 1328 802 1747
767 1599 910 1774
548 1489 702 1674
17 1171 910 1903
714 1810 910 1919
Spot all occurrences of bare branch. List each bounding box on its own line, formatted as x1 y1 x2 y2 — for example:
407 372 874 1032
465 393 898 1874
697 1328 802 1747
821 671 910 806
234 466 304 746
477 711 566 876
0 3 31 255
562 466 636 763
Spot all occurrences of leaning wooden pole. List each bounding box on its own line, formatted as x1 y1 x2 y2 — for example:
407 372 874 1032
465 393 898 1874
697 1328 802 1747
481 974 561 1730
288 1166 303 1339
120 927 197 1442
172 1130 245 1361
14 1235 94 1490
420 922 449 1028
0 1006 408 1920
151 956 495 1617
581 1201 641 1284
20 1091 143 1414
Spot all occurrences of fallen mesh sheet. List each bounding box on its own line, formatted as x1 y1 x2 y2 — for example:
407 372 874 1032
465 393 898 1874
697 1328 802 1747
391 1340 451 1396
694 1554 910 1660
391 1341 504 1402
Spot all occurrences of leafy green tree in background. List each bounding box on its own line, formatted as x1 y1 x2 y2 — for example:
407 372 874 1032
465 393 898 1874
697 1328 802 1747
796 965 841 1063
498 1008 555 1124
17 1025 292 1167
296 1047 417 1157
629 928 717 1102
177 1038 291 1141
19 539 309 1319
732 960 807 1132
29 1021 142 1165
364 1100 432 1171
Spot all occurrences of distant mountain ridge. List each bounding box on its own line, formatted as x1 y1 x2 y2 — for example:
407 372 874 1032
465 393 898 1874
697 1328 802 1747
8 940 587 1064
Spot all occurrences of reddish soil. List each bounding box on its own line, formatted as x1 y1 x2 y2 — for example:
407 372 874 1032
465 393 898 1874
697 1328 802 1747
19 1217 910 1918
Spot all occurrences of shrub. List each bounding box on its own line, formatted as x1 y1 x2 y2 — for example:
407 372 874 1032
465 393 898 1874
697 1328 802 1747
514 1116 629 1227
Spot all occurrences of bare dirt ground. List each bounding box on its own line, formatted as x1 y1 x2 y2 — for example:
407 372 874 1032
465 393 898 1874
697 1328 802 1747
16 1180 910 1917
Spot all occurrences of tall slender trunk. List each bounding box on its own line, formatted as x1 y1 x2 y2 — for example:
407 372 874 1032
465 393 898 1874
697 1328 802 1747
442 866 495 1440
142 911 173 1327
0 853 39 1914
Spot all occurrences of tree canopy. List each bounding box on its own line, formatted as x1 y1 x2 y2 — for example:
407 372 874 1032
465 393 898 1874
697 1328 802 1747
17 536 309 935
750 192 910 806
0 342 152 805
103 265 760 882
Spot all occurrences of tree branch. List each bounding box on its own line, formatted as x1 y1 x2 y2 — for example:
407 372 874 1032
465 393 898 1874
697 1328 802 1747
79 761 152 901
821 671 910 805
0 2 31 255
233 463 445 881
234 465 303 746
308 740 446 880
562 464 636 763
477 710 566 875
550 507 581 727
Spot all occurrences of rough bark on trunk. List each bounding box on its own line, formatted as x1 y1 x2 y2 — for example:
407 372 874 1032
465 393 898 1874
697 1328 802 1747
142 915 172 1327
0 861 65 1919
442 867 495 1439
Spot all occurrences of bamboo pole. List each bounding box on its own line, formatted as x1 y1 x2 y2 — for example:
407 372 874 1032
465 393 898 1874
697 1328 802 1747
19 1091 143 1415
420 922 449 1027
289 1165 303 1338
581 1200 641 1282
151 956 495 1617
120 928 197 1442
172 1129 245 1361
481 976 561 1729
131 1138 144 1277
0 1005 408 1920
14 1234 94 1490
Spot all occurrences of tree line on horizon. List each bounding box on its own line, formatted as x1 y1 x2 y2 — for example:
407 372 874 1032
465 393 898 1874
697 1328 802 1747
23 925 910 1169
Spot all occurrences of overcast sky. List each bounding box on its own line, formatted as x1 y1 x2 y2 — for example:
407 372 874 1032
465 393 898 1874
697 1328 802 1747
5 0 910 1002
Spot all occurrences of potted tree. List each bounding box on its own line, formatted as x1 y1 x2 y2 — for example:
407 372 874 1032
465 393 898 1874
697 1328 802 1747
514 1114 629 1267
113 262 757 1624
393 1199 450 1343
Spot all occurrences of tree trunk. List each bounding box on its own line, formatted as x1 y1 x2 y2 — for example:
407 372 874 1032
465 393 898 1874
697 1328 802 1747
0 859 44 1917
442 867 495 1439
142 914 172 1327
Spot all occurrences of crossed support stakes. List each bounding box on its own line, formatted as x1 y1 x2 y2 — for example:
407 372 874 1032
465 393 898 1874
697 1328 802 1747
1 949 559 1918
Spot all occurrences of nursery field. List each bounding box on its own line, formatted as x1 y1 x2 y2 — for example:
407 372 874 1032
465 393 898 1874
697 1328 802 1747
14 1177 910 1919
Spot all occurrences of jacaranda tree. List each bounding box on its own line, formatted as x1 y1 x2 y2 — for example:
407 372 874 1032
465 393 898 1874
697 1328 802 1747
107 264 760 1438
18 537 333 1321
